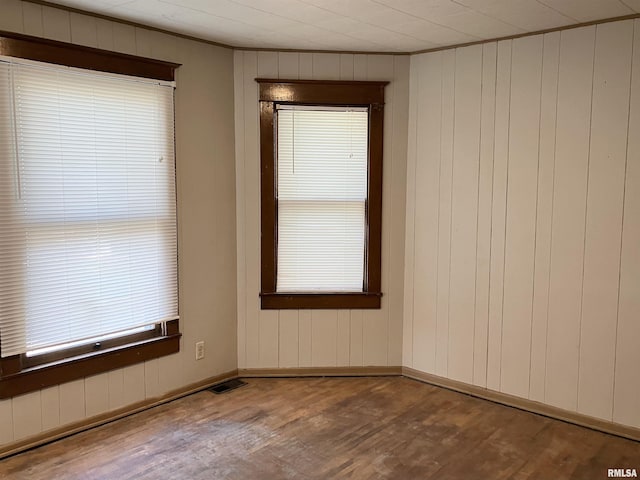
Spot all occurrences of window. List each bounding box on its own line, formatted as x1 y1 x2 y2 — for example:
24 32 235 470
257 79 387 309
0 32 181 399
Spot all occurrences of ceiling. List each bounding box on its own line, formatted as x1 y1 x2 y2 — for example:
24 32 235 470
43 0 640 52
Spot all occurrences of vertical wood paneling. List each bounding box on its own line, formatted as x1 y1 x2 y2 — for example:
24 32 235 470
278 52 299 79
234 50 247 369
122 364 145 407
529 31 560 403
95 18 114 51
256 51 280 369
486 40 512 391
435 49 456 377
473 42 497 387
312 53 340 79
367 54 393 80
406 18 638 431
243 51 260 368
234 50 404 372
311 311 338 367
259 310 279 368
2 1 238 449
448 44 482 384
40 386 60 432
500 35 543 398
154 32 179 63
546 26 595 412
42 5 70 42
85 374 110 418
0 0 23 32
388 55 410 366
274 52 300 369
614 18 640 429
134 27 154 58
336 311 350 366
279 310 299 368
22 2 43 36
256 52 280 368
299 52 313 79
339 54 354 80
111 23 136 55
0 4 637 448
577 20 632 420
59 380 85 426
12 391 41 441
69 13 97 47
381 58 394 358
0 399 13 445
144 360 160 399
158 354 183 395
350 310 364 366
257 51 278 78
365 55 395 368
353 55 368 80
107 370 125 411
363 309 388 366
411 53 440 374
402 56 419 368
298 311 312 367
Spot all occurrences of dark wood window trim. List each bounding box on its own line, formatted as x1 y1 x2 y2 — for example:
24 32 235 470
257 79 388 310
0 320 181 399
0 30 180 81
0 32 181 399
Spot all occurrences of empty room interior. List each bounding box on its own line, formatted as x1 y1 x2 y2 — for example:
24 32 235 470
0 0 639 478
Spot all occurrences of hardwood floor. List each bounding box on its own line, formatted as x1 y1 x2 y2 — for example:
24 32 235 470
1 377 638 479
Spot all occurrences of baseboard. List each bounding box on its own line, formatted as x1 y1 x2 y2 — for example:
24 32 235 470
0 369 239 460
239 366 402 377
402 366 640 443
2 365 637 460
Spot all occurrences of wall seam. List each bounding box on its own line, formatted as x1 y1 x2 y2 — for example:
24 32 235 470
575 26 597 412
497 40 513 393
528 36 544 400
611 18 636 422
472 45 484 386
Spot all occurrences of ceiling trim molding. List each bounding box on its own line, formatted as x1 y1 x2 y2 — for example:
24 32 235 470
24 0 235 50
410 12 640 55
24 1 640 56
232 45 411 55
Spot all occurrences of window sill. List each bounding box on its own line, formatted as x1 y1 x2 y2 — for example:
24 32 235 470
0 328 181 399
260 292 382 310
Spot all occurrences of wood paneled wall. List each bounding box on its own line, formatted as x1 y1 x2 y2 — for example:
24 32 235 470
403 19 640 428
1 0 638 450
0 0 237 448
234 51 409 369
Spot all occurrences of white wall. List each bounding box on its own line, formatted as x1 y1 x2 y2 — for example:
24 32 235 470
1 0 638 450
234 51 409 369
403 19 640 429
0 0 237 448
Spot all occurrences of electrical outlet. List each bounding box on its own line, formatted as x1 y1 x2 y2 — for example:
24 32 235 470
195 341 205 360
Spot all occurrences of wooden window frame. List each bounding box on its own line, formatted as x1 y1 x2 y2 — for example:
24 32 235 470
257 79 388 310
0 31 181 399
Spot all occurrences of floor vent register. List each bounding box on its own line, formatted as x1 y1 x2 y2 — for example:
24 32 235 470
208 379 248 394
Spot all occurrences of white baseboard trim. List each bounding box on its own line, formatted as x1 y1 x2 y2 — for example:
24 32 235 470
402 366 640 442
0 369 239 460
238 366 402 377
2 364 637 460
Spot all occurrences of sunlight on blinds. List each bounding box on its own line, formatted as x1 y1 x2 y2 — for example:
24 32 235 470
0 58 178 358
276 106 368 292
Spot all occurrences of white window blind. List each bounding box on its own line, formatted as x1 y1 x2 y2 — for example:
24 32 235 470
276 105 368 292
0 58 178 358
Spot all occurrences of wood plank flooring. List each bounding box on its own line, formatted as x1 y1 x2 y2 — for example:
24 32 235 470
0 377 638 479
